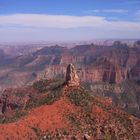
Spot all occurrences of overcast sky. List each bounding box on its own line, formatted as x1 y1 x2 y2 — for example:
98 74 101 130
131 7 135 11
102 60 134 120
0 0 140 42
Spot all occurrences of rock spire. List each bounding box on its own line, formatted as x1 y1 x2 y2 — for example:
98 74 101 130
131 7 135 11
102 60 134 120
65 64 80 87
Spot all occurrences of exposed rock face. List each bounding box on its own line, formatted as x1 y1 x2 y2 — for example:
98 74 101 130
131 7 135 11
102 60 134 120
0 87 35 118
65 64 80 87
1 42 140 88
33 43 140 85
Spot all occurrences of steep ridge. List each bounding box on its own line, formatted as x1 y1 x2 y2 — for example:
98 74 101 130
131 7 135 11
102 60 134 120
0 86 140 140
0 64 140 140
0 42 140 121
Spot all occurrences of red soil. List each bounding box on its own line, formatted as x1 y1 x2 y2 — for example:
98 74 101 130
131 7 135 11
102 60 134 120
0 98 75 140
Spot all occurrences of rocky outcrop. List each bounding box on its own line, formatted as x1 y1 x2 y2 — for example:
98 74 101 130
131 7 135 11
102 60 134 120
0 87 35 119
65 64 80 87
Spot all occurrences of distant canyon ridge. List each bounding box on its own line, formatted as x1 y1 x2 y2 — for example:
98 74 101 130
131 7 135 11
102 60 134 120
0 40 140 89
1 40 140 118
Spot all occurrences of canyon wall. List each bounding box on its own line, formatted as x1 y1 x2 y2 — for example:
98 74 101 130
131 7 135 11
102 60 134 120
0 42 140 88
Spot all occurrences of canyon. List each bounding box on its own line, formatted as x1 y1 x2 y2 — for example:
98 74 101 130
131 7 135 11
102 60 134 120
0 63 140 140
0 40 140 90
0 40 140 119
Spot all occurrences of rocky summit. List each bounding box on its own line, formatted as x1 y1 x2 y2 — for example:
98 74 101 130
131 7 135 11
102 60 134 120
65 63 80 87
0 42 140 139
0 77 140 140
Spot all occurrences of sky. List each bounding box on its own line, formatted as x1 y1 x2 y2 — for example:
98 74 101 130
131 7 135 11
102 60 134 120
0 0 140 42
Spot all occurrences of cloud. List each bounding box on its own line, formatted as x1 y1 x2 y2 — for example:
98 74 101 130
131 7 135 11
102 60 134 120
83 9 128 14
134 10 140 21
0 14 105 28
102 9 128 13
0 13 140 42
0 14 140 31
83 10 100 14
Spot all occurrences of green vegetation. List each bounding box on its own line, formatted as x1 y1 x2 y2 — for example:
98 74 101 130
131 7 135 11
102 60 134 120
31 127 41 138
32 79 64 93
15 92 25 97
37 87 62 105
1 110 27 123
32 79 50 93
66 88 92 111
81 81 93 90
26 86 62 109
68 114 80 128
103 134 112 140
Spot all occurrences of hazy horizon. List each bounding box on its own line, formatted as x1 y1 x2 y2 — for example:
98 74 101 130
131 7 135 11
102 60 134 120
0 0 140 42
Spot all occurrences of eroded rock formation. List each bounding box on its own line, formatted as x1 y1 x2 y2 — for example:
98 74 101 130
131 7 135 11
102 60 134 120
1 42 140 88
65 64 80 87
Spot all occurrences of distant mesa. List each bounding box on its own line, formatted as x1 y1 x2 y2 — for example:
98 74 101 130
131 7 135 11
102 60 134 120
65 63 80 87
